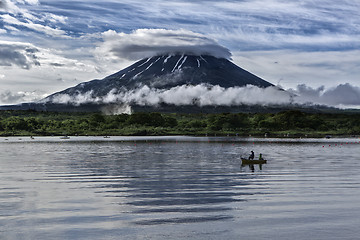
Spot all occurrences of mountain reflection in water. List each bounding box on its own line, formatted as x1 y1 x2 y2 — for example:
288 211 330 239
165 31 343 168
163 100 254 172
1 136 360 240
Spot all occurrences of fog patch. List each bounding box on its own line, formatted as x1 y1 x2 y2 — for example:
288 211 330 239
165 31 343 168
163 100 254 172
0 89 46 104
101 104 133 115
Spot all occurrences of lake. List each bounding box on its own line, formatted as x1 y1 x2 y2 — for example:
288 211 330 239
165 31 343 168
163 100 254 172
1 136 360 240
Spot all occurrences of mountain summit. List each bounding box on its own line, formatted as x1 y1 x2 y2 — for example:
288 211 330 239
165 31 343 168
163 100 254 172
45 54 274 102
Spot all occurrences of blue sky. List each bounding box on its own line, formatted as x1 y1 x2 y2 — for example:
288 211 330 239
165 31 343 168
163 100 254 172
0 0 360 106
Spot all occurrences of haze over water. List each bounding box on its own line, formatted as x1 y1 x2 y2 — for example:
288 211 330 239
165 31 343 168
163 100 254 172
1 136 360 240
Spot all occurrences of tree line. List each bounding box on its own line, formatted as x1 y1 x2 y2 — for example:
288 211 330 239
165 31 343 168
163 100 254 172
0 110 359 137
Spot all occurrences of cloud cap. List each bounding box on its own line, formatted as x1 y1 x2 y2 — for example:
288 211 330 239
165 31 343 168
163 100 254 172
97 29 232 61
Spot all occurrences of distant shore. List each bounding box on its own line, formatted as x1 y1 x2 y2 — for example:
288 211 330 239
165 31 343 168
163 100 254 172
0 110 359 138
0 132 356 139
1 135 359 145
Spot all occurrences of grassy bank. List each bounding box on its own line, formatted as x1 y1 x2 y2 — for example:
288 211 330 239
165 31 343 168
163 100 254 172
0 110 359 137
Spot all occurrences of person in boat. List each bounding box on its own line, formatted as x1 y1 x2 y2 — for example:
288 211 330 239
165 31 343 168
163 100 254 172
249 151 255 160
259 153 264 160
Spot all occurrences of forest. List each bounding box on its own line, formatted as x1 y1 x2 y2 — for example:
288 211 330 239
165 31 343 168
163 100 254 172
0 109 359 137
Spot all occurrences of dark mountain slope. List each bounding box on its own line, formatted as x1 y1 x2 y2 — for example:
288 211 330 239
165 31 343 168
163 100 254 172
45 54 273 101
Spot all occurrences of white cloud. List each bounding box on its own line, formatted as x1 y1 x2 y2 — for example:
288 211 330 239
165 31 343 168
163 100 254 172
0 0 38 14
290 83 360 108
0 0 18 12
0 89 46 104
232 50 360 89
4 25 19 32
95 28 232 61
20 0 39 5
47 84 292 107
1 14 69 38
46 83 360 109
205 0 360 52
43 13 67 24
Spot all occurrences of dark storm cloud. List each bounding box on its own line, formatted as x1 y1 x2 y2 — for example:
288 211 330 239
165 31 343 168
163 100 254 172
0 46 32 69
0 0 8 9
290 83 360 107
0 42 44 69
50 62 65 67
321 84 360 106
0 90 26 103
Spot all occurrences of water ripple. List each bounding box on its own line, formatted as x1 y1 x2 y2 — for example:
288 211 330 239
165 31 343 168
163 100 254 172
133 215 234 225
1 139 360 239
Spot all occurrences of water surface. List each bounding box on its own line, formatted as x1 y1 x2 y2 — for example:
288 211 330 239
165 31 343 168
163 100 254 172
1 136 359 239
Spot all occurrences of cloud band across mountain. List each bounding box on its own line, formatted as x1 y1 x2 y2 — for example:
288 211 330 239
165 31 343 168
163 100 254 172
96 29 232 61
44 83 360 110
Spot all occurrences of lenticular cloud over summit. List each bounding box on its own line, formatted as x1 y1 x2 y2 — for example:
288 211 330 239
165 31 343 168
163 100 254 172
97 29 232 61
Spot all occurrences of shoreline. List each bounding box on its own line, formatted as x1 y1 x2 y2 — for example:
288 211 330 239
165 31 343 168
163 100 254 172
1 135 359 144
0 132 358 139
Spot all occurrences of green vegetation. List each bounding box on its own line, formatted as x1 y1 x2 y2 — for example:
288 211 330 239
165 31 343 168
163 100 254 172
0 110 359 137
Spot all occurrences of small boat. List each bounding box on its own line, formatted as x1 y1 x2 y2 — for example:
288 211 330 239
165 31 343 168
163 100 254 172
241 158 267 165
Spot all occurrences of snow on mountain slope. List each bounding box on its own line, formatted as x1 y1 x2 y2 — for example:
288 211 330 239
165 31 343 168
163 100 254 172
44 54 274 103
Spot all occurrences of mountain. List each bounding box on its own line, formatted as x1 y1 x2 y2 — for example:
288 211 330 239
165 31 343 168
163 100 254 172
1 54 279 113
45 54 273 101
